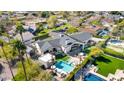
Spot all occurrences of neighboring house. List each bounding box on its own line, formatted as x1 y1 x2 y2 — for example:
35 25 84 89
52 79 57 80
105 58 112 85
101 17 115 31
69 17 80 27
79 25 104 35
35 32 92 56
14 32 35 45
23 23 37 33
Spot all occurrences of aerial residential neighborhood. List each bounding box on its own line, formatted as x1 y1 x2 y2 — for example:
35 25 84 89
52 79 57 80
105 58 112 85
0 11 124 81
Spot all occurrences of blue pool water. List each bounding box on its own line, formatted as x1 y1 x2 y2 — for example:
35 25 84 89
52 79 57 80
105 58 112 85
55 61 74 73
84 73 105 81
111 40 122 44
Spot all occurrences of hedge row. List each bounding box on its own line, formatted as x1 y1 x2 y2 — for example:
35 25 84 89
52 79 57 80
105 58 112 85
103 48 124 59
34 33 49 40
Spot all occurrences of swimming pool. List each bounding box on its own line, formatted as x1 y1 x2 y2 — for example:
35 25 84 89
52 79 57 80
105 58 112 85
84 73 105 81
110 40 122 44
55 61 74 73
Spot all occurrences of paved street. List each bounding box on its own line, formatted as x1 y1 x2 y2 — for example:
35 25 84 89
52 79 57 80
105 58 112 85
0 60 17 81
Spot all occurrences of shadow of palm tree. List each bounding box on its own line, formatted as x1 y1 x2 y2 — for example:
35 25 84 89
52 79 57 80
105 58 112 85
0 63 3 74
93 56 111 65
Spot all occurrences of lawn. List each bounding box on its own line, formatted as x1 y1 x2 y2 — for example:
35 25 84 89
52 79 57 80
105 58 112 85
56 55 70 62
90 20 102 26
38 23 72 35
93 54 124 77
102 35 110 39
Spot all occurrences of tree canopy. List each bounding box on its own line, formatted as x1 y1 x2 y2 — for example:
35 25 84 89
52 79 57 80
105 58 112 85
41 11 50 18
47 15 57 28
66 27 78 34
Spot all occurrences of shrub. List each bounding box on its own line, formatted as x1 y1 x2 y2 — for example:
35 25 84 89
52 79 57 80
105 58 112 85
66 27 78 34
90 20 102 26
34 32 49 40
41 11 49 18
103 48 124 59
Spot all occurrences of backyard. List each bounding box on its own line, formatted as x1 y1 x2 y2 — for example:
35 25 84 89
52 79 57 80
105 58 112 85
93 54 124 77
56 55 70 62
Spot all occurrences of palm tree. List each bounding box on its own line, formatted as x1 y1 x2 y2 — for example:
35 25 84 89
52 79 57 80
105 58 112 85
0 24 5 36
0 39 15 80
0 23 18 67
16 22 25 42
12 40 28 80
16 22 31 65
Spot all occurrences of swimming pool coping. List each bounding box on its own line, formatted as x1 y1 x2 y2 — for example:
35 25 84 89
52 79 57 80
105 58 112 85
89 71 109 81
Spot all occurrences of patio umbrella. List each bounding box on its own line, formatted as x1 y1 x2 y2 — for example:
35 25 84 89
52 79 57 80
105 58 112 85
52 65 56 69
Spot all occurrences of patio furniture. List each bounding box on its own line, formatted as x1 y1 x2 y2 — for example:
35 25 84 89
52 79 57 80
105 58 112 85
61 71 67 75
61 73 66 78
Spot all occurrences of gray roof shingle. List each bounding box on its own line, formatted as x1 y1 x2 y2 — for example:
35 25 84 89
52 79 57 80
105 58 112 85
71 32 91 43
37 32 92 52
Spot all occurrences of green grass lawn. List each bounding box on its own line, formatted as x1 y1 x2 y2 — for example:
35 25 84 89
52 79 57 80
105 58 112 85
90 20 102 26
102 35 110 39
38 23 72 36
94 54 124 77
56 55 70 62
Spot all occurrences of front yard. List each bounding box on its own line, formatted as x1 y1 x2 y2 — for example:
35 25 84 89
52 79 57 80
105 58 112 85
93 54 124 77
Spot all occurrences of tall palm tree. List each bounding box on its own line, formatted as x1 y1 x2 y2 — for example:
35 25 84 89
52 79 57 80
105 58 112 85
16 22 31 65
0 39 15 80
0 23 17 67
12 40 28 80
0 24 5 35
16 22 25 42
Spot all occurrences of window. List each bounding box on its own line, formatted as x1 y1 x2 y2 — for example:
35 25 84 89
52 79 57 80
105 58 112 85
67 42 72 45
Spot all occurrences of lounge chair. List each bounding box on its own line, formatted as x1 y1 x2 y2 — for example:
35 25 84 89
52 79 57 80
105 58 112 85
61 71 67 75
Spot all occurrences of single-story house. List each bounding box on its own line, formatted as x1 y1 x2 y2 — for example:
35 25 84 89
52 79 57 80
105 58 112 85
69 17 81 27
14 32 35 45
35 32 92 56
